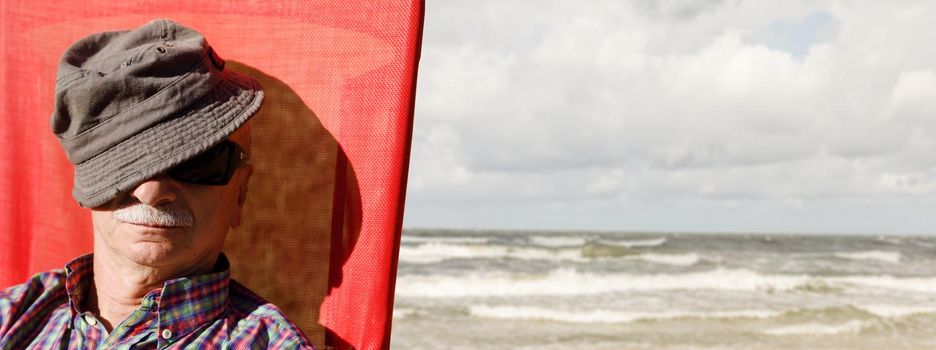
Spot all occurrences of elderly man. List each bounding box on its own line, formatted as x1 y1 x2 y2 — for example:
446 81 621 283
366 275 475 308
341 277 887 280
0 20 313 349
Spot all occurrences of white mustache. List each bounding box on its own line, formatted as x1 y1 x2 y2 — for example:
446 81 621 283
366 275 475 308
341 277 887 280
113 203 194 227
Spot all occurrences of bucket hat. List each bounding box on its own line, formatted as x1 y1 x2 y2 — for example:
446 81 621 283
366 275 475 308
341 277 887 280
51 19 263 208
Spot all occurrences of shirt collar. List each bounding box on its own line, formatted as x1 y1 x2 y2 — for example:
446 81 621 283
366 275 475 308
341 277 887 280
63 253 232 336
64 254 94 317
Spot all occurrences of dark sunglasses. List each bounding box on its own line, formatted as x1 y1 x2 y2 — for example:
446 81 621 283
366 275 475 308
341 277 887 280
167 139 248 186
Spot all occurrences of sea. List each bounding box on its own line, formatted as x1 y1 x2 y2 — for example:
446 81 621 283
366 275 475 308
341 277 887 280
389 229 936 349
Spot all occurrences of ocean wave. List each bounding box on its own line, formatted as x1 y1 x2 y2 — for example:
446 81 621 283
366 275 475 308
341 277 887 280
401 235 491 245
596 237 667 248
637 253 700 266
462 303 936 325
833 250 902 264
762 320 869 336
396 268 801 297
398 243 583 264
468 305 782 324
776 304 936 321
529 235 590 248
395 268 936 298
399 242 698 266
393 307 419 319
859 304 936 318
836 275 936 294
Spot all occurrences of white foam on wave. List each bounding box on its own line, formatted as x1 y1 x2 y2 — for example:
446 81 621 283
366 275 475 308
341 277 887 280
597 237 667 248
469 305 782 324
397 243 499 264
395 268 936 298
529 235 589 248
401 235 490 245
465 303 936 325
637 253 700 266
399 242 699 265
396 268 811 297
833 251 902 264
393 307 419 319
859 304 936 318
833 275 936 294
762 320 869 336
398 243 584 264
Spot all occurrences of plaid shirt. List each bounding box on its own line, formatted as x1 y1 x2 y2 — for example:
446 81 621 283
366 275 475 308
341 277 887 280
0 254 314 349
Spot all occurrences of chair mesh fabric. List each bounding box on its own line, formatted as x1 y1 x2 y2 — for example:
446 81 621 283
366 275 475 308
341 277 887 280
0 2 423 349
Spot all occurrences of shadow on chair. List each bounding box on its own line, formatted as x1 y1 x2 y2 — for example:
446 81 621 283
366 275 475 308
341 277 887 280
223 62 362 349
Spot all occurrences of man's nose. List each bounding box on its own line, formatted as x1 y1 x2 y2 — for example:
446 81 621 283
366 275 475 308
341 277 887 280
130 175 179 206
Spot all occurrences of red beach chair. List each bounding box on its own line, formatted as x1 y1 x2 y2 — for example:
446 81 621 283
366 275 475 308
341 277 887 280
0 2 424 349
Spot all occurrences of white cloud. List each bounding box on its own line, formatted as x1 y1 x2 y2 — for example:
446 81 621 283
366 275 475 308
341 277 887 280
405 0 936 234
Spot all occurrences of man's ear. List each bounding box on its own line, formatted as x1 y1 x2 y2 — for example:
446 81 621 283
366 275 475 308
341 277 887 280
230 164 254 229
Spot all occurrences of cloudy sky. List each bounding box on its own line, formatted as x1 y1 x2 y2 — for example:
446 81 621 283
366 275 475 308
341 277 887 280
403 0 936 235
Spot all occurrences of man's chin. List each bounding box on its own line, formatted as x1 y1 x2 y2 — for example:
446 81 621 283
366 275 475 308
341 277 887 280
125 242 180 267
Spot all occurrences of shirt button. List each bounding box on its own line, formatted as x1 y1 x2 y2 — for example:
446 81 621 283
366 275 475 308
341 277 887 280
83 314 97 326
161 329 173 339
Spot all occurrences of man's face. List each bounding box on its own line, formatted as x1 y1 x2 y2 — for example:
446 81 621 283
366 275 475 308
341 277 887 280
90 129 252 272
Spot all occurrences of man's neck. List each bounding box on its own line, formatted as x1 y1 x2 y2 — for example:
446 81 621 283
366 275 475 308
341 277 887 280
88 252 217 331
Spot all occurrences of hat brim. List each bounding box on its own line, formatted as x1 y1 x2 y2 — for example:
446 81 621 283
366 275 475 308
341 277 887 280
73 69 263 208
